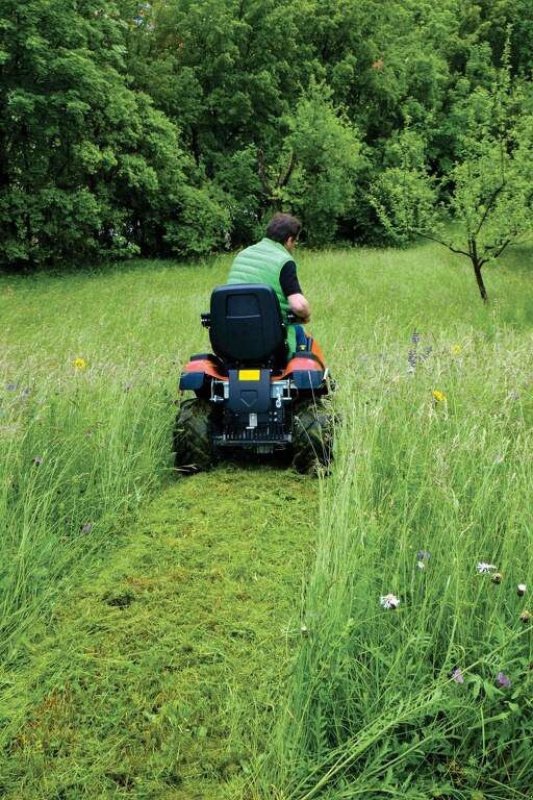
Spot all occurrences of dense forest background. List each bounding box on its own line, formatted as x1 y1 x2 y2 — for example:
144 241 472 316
0 0 532 268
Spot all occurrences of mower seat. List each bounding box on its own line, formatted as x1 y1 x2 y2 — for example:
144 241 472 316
209 284 288 368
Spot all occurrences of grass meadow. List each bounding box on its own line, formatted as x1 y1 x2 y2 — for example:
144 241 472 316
0 241 532 799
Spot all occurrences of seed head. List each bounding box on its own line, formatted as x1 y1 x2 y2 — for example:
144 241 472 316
491 572 503 584
519 610 531 624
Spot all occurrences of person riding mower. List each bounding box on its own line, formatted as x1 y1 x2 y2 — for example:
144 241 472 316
174 282 334 473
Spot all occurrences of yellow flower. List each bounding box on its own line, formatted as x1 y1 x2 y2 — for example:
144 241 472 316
73 357 88 371
451 344 462 356
432 389 447 403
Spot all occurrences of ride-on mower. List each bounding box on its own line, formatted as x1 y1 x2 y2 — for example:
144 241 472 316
174 283 334 473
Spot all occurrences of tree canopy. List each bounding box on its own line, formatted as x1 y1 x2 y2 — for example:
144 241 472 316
0 0 531 268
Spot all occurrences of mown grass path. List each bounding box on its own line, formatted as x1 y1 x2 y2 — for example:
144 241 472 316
3 466 317 799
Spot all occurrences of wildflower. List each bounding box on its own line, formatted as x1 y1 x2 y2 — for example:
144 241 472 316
80 522 93 535
380 593 400 610
477 562 497 574
432 389 447 404
407 349 418 373
5 382 17 392
411 330 421 345
73 357 88 371
300 625 310 637
519 610 531 624
491 572 503 584
507 390 520 401
417 549 431 561
517 584 527 597
450 667 464 684
32 455 44 466
371 58 384 71
495 671 512 689
493 453 505 465
21 387 31 399
451 344 462 356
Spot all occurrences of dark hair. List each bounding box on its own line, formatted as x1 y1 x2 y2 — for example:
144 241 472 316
266 213 302 244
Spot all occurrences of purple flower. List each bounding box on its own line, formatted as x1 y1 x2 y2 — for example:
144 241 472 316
496 672 511 689
450 667 464 684
80 522 93 535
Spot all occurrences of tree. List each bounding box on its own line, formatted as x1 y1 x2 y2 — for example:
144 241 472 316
370 58 533 301
266 84 363 245
0 0 227 268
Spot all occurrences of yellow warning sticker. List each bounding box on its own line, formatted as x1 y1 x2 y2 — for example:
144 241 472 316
238 369 260 381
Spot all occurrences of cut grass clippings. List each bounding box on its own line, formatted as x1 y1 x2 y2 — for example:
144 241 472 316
1 467 317 799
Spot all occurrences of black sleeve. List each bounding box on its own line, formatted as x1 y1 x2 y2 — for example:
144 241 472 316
279 260 302 297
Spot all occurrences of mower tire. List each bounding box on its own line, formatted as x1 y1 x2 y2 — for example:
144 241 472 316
292 401 334 474
173 398 217 473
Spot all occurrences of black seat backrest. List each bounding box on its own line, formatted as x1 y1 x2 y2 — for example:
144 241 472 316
209 284 288 367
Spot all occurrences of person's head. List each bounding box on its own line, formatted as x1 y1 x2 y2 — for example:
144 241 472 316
266 213 302 253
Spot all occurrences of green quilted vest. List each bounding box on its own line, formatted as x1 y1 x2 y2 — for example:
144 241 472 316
227 237 297 354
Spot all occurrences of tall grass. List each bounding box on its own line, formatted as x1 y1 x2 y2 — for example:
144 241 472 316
1 243 531 798
0 261 225 668
259 248 533 799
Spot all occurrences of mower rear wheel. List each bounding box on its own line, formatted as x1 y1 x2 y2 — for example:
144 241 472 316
173 398 218 473
292 401 334 474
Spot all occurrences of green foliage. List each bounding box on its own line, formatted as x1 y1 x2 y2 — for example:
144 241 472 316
448 77 533 264
163 183 230 257
369 53 533 299
279 84 363 245
0 0 227 268
369 129 439 245
1 0 533 264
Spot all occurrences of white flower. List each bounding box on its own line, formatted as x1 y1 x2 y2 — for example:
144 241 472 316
517 584 527 597
477 562 497 574
380 593 400 609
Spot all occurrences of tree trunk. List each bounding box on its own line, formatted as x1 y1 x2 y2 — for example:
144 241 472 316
472 259 488 302
470 238 488 302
